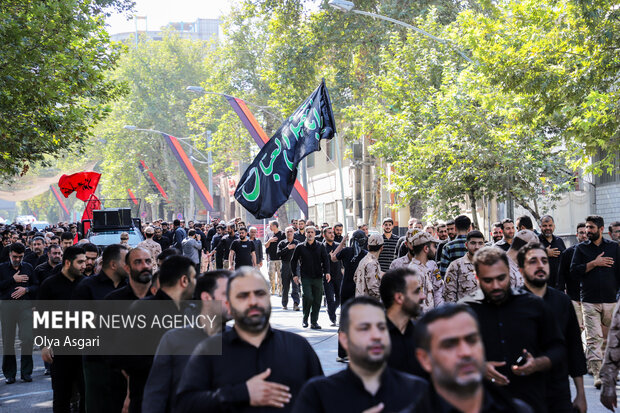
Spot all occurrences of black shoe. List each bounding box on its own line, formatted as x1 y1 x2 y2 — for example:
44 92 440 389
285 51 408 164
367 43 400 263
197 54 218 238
5 377 15 384
293 304 300 311
330 320 338 327
302 320 309 328
311 324 322 330
21 374 32 382
44 369 50 376
282 306 288 311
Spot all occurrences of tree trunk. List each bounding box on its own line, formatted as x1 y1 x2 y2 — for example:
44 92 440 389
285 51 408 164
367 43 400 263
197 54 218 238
370 173 381 227
469 190 480 230
408 199 424 221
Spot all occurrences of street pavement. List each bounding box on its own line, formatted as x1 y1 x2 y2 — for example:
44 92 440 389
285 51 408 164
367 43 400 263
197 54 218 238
0 282 616 412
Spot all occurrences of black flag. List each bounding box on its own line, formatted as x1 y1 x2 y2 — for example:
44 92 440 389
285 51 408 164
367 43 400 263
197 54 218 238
235 80 336 219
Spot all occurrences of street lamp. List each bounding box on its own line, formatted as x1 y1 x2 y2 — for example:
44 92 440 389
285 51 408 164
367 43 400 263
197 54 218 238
327 0 475 65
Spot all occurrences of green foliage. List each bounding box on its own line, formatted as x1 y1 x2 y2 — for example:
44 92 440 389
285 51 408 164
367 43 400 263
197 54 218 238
94 30 210 212
0 0 128 178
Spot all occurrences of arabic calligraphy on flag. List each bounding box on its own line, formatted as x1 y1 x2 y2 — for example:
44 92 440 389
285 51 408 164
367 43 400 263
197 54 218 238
58 171 101 201
234 80 336 219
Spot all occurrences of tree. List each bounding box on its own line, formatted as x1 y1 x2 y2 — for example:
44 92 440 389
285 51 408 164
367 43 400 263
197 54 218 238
93 30 210 219
457 0 620 174
0 0 131 178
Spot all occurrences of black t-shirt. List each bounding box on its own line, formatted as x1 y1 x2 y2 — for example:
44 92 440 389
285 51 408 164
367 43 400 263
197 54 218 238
230 239 255 268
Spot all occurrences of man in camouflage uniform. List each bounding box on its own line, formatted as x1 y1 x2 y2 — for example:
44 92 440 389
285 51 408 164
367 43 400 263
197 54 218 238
443 230 486 303
600 301 620 410
390 228 416 270
408 229 443 312
354 234 384 301
137 226 162 271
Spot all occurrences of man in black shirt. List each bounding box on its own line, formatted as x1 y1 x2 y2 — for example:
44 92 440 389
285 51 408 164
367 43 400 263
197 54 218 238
293 296 428 413
34 244 62 286
23 235 46 268
176 268 323 412
122 255 197 413
570 215 620 388
463 247 565 413
322 227 342 326
217 224 237 270
265 220 286 295
277 226 300 311
0 242 37 383
518 242 587 413
154 226 171 251
38 246 87 412
494 218 515 252
82 242 100 277
379 267 427 378
72 244 129 413
557 223 587 330
290 226 331 329
143 270 231 413
538 215 566 289
411 304 533 413
294 219 306 243
229 227 256 270
333 223 344 244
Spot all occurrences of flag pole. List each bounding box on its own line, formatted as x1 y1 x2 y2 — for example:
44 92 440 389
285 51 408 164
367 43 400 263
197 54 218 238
334 133 348 234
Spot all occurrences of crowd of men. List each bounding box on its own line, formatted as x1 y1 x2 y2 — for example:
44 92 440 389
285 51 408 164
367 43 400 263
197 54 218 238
0 214 619 413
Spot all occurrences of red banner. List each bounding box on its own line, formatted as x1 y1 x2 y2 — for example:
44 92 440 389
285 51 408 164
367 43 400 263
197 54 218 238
127 189 139 205
81 194 101 221
58 171 101 201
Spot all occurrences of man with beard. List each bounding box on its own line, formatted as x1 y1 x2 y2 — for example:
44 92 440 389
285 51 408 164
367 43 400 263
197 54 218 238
322 226 342 326
122 255 197 413
518 243 587 413
23 235 46 268
72 244 128 300
411 304 533 412
292 296 428 413
228 227 256 270
444 231 486 303
105 247 153 300
570 215 620 388
491 222 504 244
38 246 87 412
378 217 399 272
538 215 566 289
390 228 416 270
153 226 171 251
82 242 100 277
609 221 620 242
217 223 238 270
294 219 306 242
463 247 565 413
277 226 300 311
409 229 443 311
143 270 231 413
333 223 344 243
380 267 427 378
516 215 534 231
495 218 516 252
557 223 587 329
435 220 456 264
0 242 37 384
176 268 323 412
35 244 62 285
72 244 129 412
291 226 331 329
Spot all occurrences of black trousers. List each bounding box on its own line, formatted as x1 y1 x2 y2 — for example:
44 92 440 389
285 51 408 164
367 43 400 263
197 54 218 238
1 300 33 379
323 273 342 323
281 263 300 307
51 355 85 413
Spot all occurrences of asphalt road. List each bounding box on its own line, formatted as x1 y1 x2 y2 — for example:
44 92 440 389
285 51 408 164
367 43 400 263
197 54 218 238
0 293 616 413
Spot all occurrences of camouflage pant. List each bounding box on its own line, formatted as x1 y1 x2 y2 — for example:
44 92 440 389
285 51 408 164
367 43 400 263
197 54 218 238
572 300 584 330
583 302 617 362
268 260 283 295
